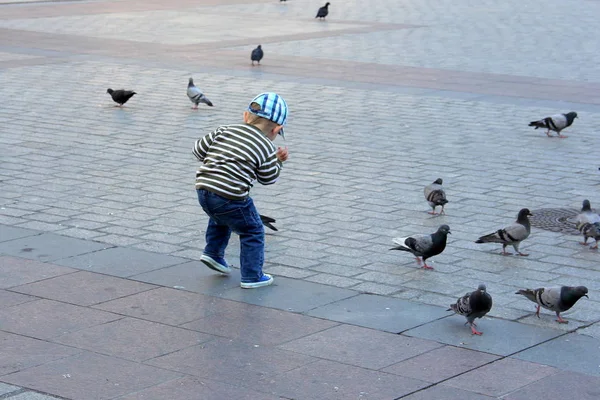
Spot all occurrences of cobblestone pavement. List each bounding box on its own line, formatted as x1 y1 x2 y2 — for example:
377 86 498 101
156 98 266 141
1 0 600 396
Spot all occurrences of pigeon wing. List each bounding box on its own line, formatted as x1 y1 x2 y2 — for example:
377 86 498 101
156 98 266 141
538 287 562 312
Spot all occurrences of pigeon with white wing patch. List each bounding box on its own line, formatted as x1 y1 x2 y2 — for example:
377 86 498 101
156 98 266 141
448 284 493 335
575 200 600 249
475 208 532 256
515 286 588 324
390 225 450 270
529 111 577 138
187 78 213 109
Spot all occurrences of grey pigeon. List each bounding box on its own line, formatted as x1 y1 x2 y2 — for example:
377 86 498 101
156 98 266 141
390 225 451 270
529 111 578 138
251 45 264 66
260 214 278 231
475 208 532 256
515 286 588 324
315 2 330 19
187 78 213 109
107 88 136 106
448 284 493 335
424 178 448 215
575 200 600 249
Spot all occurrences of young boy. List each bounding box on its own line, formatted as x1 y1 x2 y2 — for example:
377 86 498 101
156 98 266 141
193 92 289 288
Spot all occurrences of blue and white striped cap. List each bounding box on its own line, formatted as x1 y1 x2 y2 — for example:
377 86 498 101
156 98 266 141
248 92 288 137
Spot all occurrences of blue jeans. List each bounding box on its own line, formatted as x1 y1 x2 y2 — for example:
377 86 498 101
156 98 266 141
197 189 265 283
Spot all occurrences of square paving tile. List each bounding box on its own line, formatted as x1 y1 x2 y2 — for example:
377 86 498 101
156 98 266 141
401 385 496 400
130 261 241 296
0 289 37 309
514 333 600 377
53 247 186 277
0 383 19 396
0 225 39 242
215 276 356 312
382 345 499 383
503 370 600 400
256 359 429 400
182 302 338 345
403 316 562 356
93 286 240 326
0 233 108 262
11 270 156 306
0 330 81 377
2 351 182 400
117 376 283 400
52 317 214 362
0 299 121 339
146 337 316 384
0 256 76 289
279 324 442 370
306 293 450 333
443 358 558 397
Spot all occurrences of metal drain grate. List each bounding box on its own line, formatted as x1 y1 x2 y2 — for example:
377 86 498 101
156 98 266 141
530 208 580 235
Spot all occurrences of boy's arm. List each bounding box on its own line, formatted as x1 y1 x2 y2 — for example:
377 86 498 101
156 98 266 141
256 153 282 185
192 127 223 161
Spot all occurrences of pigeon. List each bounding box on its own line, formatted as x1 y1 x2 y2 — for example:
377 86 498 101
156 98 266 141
260 214 278 231
574 200 600 249
390 225 451 270
475 208 532 256
106 89 136 106
315 2 330 19
528 111 578 138
187 78 213 109
424 178 448 215
251 45 264 66
515 286 588 324
448 284 493 335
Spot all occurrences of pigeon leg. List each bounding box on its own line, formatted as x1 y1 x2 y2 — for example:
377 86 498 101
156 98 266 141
501 244 512 256
558 134 568 139
517 251 529 256
514 243 528 256
428 206 438 215
440 206 446 215
192 104 198 110
415 257 422 266
590 240 599 250
545 130 552 137
579 237 589 245
535 305 541 318
555 313 568 324
470 323 483 335
421 261 434 270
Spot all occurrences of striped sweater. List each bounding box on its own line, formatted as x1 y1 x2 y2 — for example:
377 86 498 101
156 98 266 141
193 123 282 200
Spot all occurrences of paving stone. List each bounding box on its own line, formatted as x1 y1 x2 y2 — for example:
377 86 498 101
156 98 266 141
0 289 37 310
0 225 39 242
146 337 316 385
401 385 497 400
0 233 109 262
5 392 66 400
383 345 499 383
53 246 186 277
443 358 558 397
215 276 356 313
0 383 20 396
503 370 600 400
255 359 429 400
514 333 600 377
0 256 77 289
404 316 563 356
307 293 450 333
2 351 182 400
0 330 81 377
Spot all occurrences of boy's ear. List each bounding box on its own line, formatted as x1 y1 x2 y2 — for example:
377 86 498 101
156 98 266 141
273 125 284 136
243 111 250 123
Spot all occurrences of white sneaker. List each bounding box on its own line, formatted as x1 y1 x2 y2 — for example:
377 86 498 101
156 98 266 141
200 254 231 274
240 274 273 289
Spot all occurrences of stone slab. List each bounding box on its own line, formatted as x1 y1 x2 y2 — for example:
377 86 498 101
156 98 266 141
306 293 450 333
401 385 496 400
0 289 37 309
403 316 563 356
0 256 77 289
0 233 109 262
130 261 241 296
0 382 19 396
513 332 600 377
1 351 182 400
214 276 357 313
0 225 39 242
279 324 442 370
503 370 600 400
11 270 156 306
53 246 187 277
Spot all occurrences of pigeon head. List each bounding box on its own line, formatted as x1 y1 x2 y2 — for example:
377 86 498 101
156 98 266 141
477 284 487 292
437 225 451 235
565 111 578 123
188 78 194 87
571 286 589 299
433 178 443 185
106 88 113 94
258 45 262 49
517 208 532 221
325 2 330 6
582 199 592 212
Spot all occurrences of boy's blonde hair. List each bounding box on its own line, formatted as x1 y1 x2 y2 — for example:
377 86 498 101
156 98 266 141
246 102 279 131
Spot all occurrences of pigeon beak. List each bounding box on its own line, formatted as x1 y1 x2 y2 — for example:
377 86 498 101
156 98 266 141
584 294 589 298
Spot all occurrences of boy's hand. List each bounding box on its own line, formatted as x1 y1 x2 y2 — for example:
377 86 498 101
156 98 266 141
277 146 289 162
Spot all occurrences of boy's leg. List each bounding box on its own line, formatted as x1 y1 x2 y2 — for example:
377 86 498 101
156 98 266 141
203 217 232 263
235 198 269 284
